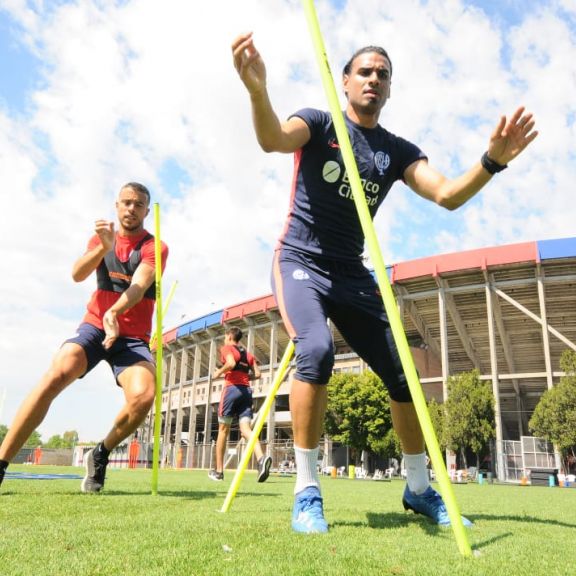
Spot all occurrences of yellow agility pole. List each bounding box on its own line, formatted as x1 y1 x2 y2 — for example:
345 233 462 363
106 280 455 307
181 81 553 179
148 278 177 489
151 203 164 496
220 340 295 513
149 280 178 349
301 0 472 557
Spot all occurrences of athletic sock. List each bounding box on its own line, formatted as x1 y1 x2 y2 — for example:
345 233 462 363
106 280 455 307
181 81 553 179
404 452 430 495
294 445 320 495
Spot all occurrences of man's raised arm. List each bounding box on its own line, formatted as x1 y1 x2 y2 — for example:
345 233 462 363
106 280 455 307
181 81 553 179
232 32 310 154
404 106 538 210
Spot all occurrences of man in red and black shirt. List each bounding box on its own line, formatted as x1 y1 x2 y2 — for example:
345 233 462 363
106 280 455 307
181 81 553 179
209 327 272 483
0 183 168 493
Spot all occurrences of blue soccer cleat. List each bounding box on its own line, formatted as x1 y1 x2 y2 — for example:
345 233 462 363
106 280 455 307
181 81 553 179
402 486 473 526
291 486 329 534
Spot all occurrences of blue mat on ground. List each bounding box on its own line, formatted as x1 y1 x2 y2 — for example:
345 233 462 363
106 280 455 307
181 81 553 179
5 472 83 480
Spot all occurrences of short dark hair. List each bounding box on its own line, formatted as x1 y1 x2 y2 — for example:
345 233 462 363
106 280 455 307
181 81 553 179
343 46 393 77
226 327 243 343
123 182 151 204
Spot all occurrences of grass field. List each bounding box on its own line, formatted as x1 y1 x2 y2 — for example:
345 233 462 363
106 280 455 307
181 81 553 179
0 465 573 576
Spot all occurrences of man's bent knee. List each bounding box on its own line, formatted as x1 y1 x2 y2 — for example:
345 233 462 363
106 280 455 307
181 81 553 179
122 377 155 415
118 363 155 395
388 379 413 403
295 340 334 384
131 385 155 412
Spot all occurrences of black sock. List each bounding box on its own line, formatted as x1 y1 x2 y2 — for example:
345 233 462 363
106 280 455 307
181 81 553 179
0 460 8 481
95 442 110 459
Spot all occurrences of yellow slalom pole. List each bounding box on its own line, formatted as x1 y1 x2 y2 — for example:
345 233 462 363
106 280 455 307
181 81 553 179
301 0 472 557
149 280 178 349
151 203 164 496
220 340 295 513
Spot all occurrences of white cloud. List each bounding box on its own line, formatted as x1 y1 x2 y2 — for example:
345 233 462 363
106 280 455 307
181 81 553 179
0 0 574 441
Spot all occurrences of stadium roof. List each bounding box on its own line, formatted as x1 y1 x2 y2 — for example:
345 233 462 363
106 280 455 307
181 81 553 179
162 237 576 437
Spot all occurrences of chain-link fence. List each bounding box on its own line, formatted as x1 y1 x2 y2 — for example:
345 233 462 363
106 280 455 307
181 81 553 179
110 439 298 472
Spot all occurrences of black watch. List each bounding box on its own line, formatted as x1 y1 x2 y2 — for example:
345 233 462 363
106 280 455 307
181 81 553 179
481 151 508 174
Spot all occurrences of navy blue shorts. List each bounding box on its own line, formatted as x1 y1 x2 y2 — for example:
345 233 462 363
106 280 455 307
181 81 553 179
65 322 153 384
272 247 411 402
218 384 253 424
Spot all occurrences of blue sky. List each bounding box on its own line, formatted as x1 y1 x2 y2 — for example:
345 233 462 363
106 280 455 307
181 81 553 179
0 0 574 442
0 16 38 111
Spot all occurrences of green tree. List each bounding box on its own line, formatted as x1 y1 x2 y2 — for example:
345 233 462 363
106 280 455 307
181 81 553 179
23 430 42 447
529 350 576 472
371 428 402 461
325 371 398 464
0 424 7 445
62 430 79 447
444 369 495 468
44 435 66 448
428 398 447 452
44 430 79 449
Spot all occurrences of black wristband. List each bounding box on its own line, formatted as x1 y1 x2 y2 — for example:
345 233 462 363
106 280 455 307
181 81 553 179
481 151 507 175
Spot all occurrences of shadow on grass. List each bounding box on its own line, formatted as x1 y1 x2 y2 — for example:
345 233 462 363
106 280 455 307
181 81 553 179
467 513 576 529
474 531 513 550
339 513 514 553
228 489 282 498
4 488 222 501
145 488 282 501
364 511 452 534
0 483 285 502
97 489 221 501
332 512 434 532
332 512 471 546
364 510 576 530
155 490 219 501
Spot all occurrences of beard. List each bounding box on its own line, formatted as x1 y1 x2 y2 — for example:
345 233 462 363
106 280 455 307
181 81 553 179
121 216 143 232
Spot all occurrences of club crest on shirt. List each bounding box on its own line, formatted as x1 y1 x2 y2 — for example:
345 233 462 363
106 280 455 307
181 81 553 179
374 151 390 175
292 269 310 281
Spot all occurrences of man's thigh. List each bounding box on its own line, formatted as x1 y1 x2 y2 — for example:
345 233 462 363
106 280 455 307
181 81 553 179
64 322 107 377
47 342 90 389
218 385 239 421
272 250 334 383
330 304 411 402
109 338 154 382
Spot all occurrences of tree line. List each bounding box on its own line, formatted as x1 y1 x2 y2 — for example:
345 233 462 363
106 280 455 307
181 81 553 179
0 427 79 449
2 350 575 471
325 350 576 474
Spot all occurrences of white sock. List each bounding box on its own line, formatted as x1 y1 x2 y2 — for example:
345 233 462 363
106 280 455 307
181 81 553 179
404 452 430 495
294 445 320 495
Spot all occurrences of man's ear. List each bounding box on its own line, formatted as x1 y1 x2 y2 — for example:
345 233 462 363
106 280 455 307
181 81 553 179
342 74 350 100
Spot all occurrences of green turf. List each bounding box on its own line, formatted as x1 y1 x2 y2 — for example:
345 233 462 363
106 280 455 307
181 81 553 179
0 465 573 575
